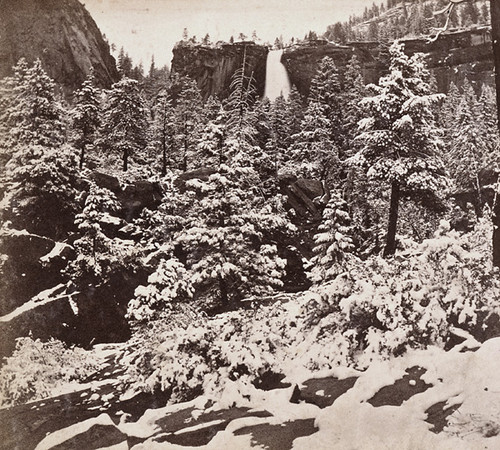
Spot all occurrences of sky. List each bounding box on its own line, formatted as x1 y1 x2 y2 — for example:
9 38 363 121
83 0 371 68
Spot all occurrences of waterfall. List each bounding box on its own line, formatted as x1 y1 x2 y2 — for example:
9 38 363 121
264 49 291 101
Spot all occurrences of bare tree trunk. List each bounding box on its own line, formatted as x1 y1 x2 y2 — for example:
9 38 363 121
384 180 400 257
490 0 500 266
123 147 128 172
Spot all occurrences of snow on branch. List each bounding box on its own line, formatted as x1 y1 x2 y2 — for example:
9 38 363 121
427 0 469 43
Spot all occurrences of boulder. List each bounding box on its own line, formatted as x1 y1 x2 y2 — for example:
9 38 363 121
174 167 217 191
120 180 163 220
90 171 122 194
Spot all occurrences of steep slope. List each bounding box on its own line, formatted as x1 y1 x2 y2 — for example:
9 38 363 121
0 0 119 95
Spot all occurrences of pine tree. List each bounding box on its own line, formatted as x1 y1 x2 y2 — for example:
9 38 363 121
173 155 287 308
289 101 337 180
9 59 65 148
308 56 344 149
342 54 366 148
310 193 354 283
150 89 176 175
354 41 445 257
3 146 80 238
169 75 204 171
71 70 101 169
127 257 194 322
172 64 293 309
101 77 148 171
447 94 489 213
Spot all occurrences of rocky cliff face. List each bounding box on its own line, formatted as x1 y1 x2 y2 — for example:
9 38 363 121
171 42 268 100
283 27 494 96
0 0 119 95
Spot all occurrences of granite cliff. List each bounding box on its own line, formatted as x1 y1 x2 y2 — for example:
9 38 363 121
171 42 268 100
0 0 119 95
283 27 494 96
172 27 494 99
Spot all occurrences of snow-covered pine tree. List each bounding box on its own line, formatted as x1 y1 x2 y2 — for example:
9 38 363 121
127 258 194 323
308 56 344 149
101 77 148 171
342 54 366 149
289 100 337 180
69 183 123 281
150 89 176 175
354 41 445 257
310 193 354 283
173 64 291 309
71 69 101 169
447 93 489 215
0 59 30 153
3 145 80 238
173 157 287 309
8 59 65 149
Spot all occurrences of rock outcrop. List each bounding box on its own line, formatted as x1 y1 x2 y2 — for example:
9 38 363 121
0 0 119 95
283 27 494 97
171 42 268 100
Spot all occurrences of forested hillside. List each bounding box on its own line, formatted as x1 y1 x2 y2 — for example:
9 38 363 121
1 0 500 448
324 0 491 43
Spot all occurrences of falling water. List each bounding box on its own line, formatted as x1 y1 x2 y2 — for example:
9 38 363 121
264 49 291 101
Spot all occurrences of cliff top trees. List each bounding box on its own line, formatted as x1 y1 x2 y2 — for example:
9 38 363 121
354 41 445 257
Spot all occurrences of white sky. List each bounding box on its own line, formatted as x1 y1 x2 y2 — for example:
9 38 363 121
83 0 371 67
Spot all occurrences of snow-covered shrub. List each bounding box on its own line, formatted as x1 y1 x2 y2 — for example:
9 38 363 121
0 337 100 407
308 218 500 367
127 257 194 322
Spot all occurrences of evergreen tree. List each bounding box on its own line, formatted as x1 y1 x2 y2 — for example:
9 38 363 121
342 54 366 148
9 59 65 148
71 70 101 169
172 76 204 171
447 94 489 214
150 89 176 175
101 77 148 171
308 56 344 149
354 42 445 257
3 146 80 238
289 101 336 180
309 193 354 283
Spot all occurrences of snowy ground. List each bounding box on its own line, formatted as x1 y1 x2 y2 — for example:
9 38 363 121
2 333 500 449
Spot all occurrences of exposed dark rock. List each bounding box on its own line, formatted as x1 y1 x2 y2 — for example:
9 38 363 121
368 366 432 407
171 43 268 100
0 0 119 96
282 27 494 97
279 175 325 221
90 171 163 220
0 230 63 316
0 285 79 358
174 167 217 191
90 171 122 194
233 418 318 450
120 181 163 221
290 376 358 409
425 401 462 433
253 371 292 391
